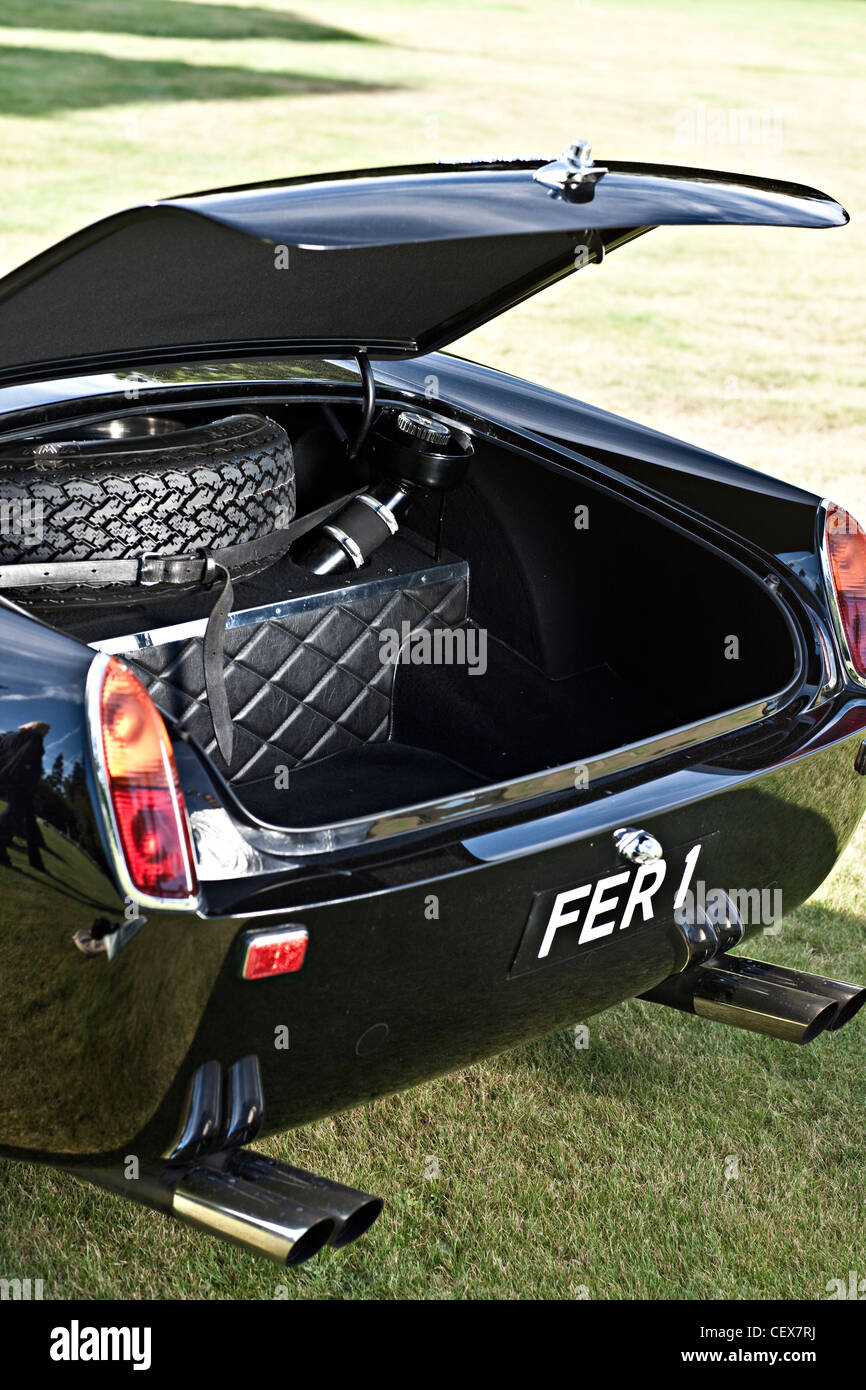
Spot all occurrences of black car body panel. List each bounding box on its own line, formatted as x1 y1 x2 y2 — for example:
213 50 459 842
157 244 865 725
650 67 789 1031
0 157 847 387
0 159 862 1265
0 580 863 1161
0 355 862 1161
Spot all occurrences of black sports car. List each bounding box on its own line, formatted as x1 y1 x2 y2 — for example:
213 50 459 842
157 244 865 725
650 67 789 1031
0 144 863 1266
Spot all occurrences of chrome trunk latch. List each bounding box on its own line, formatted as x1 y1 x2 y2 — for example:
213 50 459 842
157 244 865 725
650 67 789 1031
613 826 663 864
533 141 608 202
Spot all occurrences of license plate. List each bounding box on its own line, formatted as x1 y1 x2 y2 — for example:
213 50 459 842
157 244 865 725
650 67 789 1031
509 838 706 978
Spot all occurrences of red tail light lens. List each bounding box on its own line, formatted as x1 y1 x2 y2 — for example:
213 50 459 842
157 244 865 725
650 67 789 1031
240 927 309 981
94 657 198 903
823 504 866 681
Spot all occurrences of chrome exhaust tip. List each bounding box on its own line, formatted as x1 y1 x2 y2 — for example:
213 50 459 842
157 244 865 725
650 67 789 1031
711 955 866 1032
692 966 838 1045
171 1165 335 1266
227 1151 383 1248
642 892 866 1045
67 1149 381 1268
830 987 866 1030
642 956 865 1045
66 1054 383 1266
330 1194 383 1249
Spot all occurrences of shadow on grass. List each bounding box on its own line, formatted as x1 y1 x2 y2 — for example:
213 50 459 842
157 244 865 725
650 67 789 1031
0 45 398 114
0 0 376 43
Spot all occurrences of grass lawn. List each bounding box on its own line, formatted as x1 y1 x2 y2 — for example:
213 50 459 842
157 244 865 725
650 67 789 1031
0 0 864 1299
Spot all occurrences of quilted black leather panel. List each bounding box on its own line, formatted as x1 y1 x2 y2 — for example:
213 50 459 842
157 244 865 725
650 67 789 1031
125 567 468 782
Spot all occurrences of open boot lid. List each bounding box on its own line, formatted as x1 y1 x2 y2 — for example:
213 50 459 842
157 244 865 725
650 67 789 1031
0 143 847 389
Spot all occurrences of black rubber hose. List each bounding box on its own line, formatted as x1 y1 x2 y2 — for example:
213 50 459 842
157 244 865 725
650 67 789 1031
348 351 376 460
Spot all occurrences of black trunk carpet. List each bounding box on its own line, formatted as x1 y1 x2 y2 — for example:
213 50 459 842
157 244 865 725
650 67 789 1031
235 741 484 827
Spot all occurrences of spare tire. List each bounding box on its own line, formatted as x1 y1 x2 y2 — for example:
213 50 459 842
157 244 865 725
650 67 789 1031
0 411 295 602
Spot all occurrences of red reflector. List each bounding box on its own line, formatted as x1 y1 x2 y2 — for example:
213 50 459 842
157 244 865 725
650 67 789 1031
241 927 308 980
93 656 198 903
824 504 866 679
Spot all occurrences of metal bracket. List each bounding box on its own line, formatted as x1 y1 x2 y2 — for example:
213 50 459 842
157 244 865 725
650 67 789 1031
533 141 608 202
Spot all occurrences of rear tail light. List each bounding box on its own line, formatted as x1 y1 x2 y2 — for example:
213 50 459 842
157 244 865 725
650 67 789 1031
87 654 198 907
821 502 866 684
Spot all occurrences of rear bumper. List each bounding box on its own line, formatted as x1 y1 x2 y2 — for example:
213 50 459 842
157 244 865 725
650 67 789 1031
6 693 865 1166
2 365 862 1167
120 698 866 1160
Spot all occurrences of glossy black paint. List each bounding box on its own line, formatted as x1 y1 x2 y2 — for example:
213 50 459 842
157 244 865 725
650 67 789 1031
0 355 863 1164
0 160 847 387
0 159 860 1176
80 712 866 1162
379 355 827 556
0 352 825 559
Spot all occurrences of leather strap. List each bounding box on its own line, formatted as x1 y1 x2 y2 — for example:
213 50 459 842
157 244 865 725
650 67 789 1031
201 559 235 766
0 492 359 591
0 490 360 772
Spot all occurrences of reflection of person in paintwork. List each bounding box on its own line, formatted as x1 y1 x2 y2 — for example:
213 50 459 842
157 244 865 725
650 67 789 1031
0 720 49 871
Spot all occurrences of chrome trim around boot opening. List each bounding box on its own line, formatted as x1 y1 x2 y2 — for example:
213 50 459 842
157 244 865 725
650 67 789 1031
87 549 808 871
188 691 801 881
